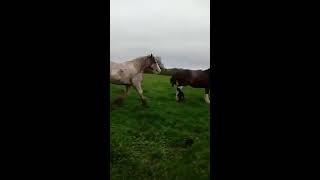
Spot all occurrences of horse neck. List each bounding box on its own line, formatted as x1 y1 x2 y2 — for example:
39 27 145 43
132 57 149 73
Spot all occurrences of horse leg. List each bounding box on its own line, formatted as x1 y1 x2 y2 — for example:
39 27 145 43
176 86 184 101
124 85 131 97
133 82 147 105
204 88 210 103
176 88 179 101
113 85 128 105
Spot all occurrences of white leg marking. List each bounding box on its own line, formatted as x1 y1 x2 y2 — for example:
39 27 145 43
176 89 179 101
204 94 210 104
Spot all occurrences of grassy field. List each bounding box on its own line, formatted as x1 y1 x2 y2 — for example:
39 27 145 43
110 74 210 180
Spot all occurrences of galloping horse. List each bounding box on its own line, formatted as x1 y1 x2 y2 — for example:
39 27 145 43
110 54 162 105
170 68 210 103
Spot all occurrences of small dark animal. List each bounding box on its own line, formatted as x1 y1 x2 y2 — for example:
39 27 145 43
170 68 210 103
184 137 194 147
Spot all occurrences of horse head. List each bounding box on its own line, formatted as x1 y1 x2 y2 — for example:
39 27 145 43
147 53 161 74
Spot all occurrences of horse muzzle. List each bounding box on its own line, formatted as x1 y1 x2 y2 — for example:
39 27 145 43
153 70 161 74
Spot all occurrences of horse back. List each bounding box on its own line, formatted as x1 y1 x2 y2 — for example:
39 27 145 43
172 69 209 88
171 70 193 86
110 61 138 85
190 70 209 88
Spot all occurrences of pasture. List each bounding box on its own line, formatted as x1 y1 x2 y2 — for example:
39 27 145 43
110 74 210 179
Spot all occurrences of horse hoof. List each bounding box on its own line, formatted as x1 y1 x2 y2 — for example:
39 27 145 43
113 97 124 105
142 103 149 107
141 100 148 106
204 94 210 104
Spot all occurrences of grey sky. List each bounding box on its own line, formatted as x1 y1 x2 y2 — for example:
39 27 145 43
110 0 210 70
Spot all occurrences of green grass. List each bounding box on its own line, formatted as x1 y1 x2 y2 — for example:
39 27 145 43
110 74 210 180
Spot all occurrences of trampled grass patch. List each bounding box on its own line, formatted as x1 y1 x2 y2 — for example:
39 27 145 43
110 74 210 179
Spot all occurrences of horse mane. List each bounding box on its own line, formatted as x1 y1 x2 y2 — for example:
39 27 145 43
130 55 164 71
127 55 159 73
129 55 149 62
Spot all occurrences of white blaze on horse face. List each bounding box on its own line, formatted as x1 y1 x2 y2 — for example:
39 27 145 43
204 94 210 104
151 61 161 74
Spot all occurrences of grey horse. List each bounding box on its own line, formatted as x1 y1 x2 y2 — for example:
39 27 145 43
110 54 162 105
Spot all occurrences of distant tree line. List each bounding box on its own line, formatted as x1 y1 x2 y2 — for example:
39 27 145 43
144 68 185 76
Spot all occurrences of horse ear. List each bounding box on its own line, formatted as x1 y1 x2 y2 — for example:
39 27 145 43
150 53 153 58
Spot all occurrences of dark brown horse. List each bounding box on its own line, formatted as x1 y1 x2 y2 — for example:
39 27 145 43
170 68 210 103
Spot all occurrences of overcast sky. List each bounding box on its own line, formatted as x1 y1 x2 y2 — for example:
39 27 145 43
110 0 210 70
